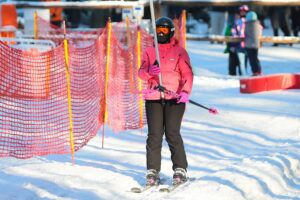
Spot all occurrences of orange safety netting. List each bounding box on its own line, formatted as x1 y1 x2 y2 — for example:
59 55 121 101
36 16 103 47
104 21 153 132
0 15 186 159
0 39 103 158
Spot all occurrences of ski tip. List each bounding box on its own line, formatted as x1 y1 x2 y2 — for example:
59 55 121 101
188 177 196 181
159 177 195 193
159 188 170 193
131 187 142 193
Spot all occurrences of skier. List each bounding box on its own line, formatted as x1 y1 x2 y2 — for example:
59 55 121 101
232 5 249 75
224 17 242 76
138 17 194 186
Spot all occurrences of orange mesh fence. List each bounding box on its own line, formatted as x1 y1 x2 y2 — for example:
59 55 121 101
0 39 104 158
0 41 71 158
104 20 153 132
66 29 103 48
66 38 104 150
35 16 103 47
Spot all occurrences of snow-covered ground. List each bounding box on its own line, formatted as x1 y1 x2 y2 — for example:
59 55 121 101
1 34 300 199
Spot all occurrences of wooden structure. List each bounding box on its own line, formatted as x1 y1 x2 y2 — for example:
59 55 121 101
5 0 300 9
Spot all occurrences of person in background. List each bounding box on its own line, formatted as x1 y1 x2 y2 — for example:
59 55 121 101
269 7 292 46
138 17 194 186
90 9 110 28
42 0 62 27
224 6 242 76
278 7 292 38
224 19 242 76
232 5 249 75
269 7 280 46
64 0 81 28
291 7 300 37
245 11 263 76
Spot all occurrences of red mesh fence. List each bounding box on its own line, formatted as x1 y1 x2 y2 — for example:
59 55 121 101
105 21 153 132
0 42 70 158
36 16 103 47
0 39 104 158
0 14 185 159
67 38 105 150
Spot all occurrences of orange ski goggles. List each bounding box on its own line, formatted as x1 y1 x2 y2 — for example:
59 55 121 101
156 26 170 34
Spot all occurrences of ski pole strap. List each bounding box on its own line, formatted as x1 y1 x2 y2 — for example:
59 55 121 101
155 85 166 92
155 85 179 97
154 85 166 105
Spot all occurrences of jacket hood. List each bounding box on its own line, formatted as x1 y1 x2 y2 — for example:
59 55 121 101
246 11 258 22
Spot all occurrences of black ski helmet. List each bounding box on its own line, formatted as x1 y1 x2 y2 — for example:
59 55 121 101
155 17 175 43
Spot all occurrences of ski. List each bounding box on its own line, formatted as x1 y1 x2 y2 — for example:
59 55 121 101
159 177 194 193
130 178 166 193
130 184 157 193
159 182 185 193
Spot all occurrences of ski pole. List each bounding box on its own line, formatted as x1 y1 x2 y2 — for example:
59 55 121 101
188 99 218 114
149 0 165 102
155 85 218 115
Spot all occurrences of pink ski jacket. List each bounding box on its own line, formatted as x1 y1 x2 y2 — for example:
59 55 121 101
232 17 246 49
138 38 194 100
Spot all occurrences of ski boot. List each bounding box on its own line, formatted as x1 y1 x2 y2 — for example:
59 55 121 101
172 168 187 185
146 169 160 186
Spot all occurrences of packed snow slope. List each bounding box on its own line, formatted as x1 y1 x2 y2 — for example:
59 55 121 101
0 40 300 200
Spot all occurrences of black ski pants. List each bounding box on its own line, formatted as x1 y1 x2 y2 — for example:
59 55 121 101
228 51 242 76
145 99 188 172
246 48 262 74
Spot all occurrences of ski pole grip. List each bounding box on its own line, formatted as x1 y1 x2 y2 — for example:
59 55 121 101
208 108 218 115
